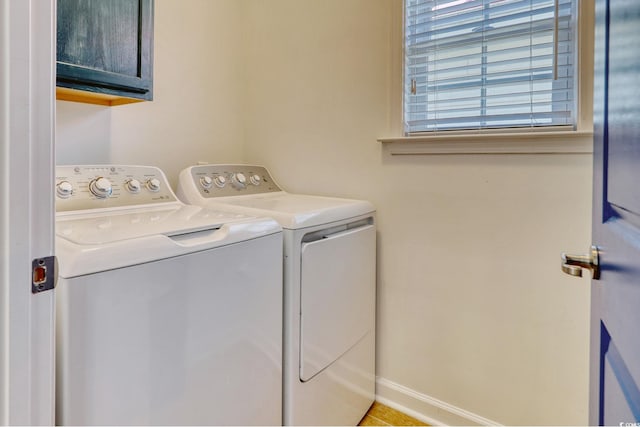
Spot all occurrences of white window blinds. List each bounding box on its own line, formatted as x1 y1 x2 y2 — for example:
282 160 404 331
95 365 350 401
404 0 577 133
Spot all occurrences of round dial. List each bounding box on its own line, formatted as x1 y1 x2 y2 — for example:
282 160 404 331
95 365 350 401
200 176 213 189
56 181 73 199
124 179 141 193
214 175 227 188
249 174 262 186
146 178 161 192
89 177 113 198
231 172 247 189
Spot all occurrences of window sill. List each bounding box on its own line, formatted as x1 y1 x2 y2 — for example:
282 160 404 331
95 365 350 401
378 130 594 155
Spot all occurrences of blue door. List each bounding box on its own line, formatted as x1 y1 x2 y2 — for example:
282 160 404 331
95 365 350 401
590 0 640 424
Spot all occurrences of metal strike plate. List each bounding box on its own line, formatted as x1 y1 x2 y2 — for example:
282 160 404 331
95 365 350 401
32 256 57 294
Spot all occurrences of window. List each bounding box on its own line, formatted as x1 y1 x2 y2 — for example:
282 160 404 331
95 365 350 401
404 0 577 133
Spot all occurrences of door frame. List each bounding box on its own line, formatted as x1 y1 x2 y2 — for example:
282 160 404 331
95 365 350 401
0 0 56 424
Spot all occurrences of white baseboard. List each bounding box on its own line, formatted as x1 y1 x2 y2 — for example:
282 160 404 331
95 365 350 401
375 377 502 426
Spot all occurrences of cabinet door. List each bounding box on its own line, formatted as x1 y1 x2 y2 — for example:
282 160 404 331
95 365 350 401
56 0 153 101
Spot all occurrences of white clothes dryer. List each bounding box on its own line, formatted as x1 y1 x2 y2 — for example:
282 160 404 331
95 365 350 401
55 165 283 426
177 164 376 426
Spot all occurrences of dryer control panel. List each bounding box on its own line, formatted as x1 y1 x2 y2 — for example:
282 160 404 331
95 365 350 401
55 165 178 212
187 164 281 198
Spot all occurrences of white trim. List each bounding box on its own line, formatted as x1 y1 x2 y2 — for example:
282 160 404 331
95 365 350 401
0 0 9 422
378 130 593 155
376 377 502 426
1 0 56 425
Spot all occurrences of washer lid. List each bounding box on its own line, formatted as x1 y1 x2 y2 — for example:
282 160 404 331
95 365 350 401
56 204 249 245
197 193 374 230
55 205 282 278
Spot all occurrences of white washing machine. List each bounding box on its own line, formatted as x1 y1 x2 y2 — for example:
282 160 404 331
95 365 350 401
54 165 283 426
177 164 376 426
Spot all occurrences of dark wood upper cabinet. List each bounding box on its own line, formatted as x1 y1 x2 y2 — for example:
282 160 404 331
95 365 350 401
56 0 153 105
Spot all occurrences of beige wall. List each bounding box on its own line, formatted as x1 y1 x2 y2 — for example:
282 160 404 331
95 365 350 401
57 0 246 183
56 0 593 424
242 1 592 425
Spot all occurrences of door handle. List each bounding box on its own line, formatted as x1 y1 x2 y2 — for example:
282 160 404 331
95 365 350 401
561 245 600 280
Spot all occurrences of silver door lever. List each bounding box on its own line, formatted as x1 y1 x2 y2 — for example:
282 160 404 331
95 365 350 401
561 245 600 280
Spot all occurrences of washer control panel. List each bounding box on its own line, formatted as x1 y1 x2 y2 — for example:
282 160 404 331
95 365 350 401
55 165 177 212
189 165 281 198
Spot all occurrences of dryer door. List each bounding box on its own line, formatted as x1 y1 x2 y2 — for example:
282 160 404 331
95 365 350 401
299 223 376 382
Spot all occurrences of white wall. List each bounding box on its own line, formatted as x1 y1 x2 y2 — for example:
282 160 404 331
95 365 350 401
56 0 594 425
57 0 246 186
242 0 593 425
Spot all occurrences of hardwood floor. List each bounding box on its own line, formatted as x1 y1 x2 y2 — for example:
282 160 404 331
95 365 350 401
358 402 429 426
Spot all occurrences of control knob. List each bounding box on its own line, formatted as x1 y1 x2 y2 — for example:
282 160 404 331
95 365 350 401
249 174 262 186
56 181 73 199
231 172 247 189
214 175 227 188
146 178 161 192
200 176 213 189
89 177 112 199
124 179 141 193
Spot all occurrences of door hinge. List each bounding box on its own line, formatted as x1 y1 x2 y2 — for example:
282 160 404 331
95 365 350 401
32 255 57 294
